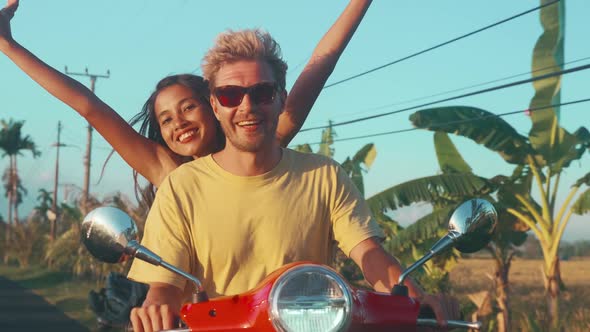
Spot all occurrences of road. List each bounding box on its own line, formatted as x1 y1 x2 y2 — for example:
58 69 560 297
0 276 89 332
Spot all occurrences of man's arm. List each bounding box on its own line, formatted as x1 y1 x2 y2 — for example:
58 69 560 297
349 237 459 326
130 283 183 332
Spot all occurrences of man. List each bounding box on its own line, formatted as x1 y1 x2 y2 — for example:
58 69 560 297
128 29 456 332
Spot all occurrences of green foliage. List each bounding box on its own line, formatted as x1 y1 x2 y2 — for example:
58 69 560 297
528 0 565 168
408 24 589 323
410 106 531 164
410 243 456 294
317 121 335 158
0 119 41 158
2 166 27 206
572 188 590 215
367 173 494 213
385 206 453 253
341 143 376 197
4 220 46 267
575 172 590 187
434 131 472 173
292 144 313 153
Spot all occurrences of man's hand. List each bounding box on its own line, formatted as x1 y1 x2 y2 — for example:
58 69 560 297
130 303 176 332
130 283 183 332
349 238 462 329
418 292 462 330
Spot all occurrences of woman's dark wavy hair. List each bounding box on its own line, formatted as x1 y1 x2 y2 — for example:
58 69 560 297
127 74 224 206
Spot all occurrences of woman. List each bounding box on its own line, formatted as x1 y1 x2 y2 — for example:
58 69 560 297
0 0 373 192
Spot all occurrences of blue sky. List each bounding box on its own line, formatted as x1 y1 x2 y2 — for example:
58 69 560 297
1 0 589 240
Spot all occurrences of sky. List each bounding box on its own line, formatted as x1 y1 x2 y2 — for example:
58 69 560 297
0 0 589 241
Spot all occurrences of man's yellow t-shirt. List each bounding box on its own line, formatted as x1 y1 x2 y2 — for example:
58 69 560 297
128 148 384 298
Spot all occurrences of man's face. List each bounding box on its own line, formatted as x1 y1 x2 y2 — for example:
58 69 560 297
210 59 285 152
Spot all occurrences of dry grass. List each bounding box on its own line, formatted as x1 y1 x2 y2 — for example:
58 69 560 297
450 258 590 331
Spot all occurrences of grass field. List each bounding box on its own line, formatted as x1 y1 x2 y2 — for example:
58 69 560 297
1 258 589 331
450 258 590 331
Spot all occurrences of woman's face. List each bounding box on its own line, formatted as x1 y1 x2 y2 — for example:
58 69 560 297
154 84 218 158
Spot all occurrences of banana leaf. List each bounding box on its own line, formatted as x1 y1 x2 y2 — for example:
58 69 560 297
575 172 590 187
434 132 472 174
410 106 531 164
317 121 335 158
293 144 312 153
384 206 454 253
367 173 496 213
341 143 376 197
550 126 590 172
572 189 590 215
528 0 566 163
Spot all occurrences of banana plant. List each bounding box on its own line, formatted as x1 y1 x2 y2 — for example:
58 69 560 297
366 131 504 296
410 103 590 328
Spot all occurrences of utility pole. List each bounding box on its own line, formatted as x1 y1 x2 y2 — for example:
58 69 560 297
48 121 62 241
64 66 110 214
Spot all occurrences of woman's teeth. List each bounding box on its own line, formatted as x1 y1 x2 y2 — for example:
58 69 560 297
178 130 196 142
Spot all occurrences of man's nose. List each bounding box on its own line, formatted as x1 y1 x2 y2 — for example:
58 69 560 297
238 93 256 113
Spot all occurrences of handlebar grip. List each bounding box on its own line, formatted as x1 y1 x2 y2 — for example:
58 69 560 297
126 327 190 332
416 319 482 330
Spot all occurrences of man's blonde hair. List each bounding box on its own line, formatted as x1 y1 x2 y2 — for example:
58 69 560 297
201 29 288 91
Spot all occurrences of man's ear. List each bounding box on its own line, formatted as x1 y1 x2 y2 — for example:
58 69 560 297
210 95 221 120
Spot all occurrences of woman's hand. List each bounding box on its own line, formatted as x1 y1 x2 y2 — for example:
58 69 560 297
0 0 19 42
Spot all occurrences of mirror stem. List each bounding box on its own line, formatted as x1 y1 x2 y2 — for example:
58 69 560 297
128 241 209 303
397 233 458 286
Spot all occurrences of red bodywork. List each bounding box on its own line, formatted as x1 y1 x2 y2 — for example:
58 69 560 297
180 262 421 331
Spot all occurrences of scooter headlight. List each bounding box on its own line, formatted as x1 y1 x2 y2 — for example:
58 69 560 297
269 265 352 332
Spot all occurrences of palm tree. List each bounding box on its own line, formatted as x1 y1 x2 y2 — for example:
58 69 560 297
0 119 40 263
35 188 54 220
0 119 40 224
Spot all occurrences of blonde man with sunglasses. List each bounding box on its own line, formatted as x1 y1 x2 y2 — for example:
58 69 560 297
128 26 457 332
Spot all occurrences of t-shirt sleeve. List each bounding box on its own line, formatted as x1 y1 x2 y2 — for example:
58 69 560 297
127 176 193 291
329 164 385 256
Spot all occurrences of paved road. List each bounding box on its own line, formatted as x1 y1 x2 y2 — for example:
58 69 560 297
0 276 90 332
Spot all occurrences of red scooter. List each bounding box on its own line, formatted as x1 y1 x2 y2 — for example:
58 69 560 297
82 199 497 331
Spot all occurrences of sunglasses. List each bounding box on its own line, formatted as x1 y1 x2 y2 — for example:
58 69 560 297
214 82 279 108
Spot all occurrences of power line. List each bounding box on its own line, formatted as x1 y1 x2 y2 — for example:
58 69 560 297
323 0 560 89
298 98 590 146
300 63 590 132
315 56 590 125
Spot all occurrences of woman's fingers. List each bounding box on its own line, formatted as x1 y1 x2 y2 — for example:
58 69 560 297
4 0 18 19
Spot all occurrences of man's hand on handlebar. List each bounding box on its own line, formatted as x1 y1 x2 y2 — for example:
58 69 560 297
130 282 183 332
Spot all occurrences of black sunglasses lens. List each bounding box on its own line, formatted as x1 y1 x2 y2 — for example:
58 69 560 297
250 83 276 104
215 83 277 107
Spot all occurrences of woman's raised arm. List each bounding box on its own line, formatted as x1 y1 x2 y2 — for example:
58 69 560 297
0 0 178 186
276 0 372 146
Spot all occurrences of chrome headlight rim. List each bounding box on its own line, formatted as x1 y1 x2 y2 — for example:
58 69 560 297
268 264 353 332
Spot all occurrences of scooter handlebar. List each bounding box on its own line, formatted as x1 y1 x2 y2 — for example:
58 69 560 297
417 318 482 330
